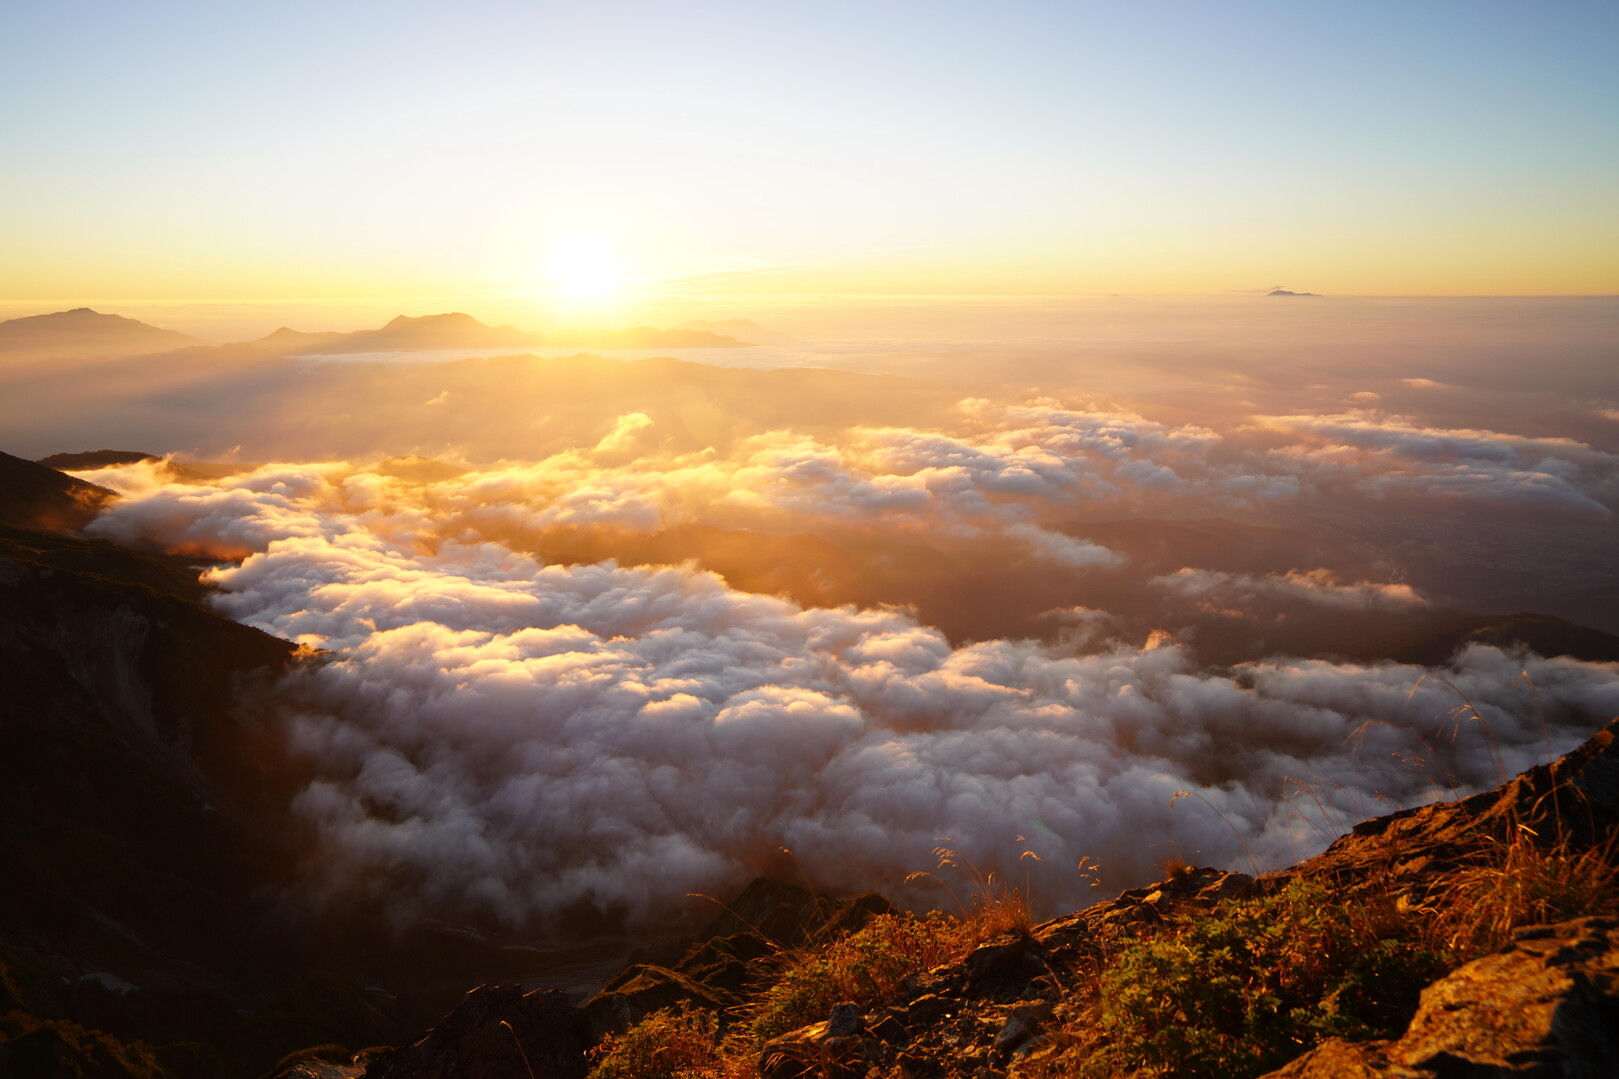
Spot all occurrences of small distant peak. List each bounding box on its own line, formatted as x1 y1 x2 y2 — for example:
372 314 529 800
385 311 482 327
1267 288 1320 297
38 449 159 470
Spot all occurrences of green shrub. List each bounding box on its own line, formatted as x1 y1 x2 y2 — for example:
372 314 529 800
1086 880 1446 1079
748 913 971 1042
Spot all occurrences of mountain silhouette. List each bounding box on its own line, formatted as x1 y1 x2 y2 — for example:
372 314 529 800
0 308 204 361
302 312 542 353
1 309 748 367
145 313 749 364
295 313 748 354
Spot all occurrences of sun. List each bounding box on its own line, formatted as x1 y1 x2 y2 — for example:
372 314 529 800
546 237 622 301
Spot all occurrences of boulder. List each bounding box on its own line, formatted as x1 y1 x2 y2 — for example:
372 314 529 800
992 1000 1053 1056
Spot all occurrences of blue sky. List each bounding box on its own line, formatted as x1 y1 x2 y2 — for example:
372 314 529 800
3 0 1615 300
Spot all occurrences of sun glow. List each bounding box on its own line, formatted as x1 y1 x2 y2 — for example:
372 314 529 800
546 238 623 301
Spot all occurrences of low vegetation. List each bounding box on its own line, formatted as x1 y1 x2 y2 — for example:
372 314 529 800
1079 880 1448 1078
749 912 975 1043
1436 828 1619 955
585 807 1619 1079
588 1006 728 1079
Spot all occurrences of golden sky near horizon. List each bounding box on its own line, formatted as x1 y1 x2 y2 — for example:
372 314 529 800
3 1 1616 306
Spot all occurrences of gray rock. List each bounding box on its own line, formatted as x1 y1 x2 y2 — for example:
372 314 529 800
1400 916 1618 1075
1196 871 1256 904
991 1000 1053 1055
868 1011 908 1045
904 994 954 1025
826 1002 864 1037
965 934 1027 983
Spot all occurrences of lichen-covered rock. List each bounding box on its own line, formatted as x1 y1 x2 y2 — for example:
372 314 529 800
992 1000 1053 1055
1258 1037 1394 1078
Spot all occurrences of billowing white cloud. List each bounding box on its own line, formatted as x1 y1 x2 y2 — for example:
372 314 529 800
80 465 1619 936
78 399 1619 550
1255 411 1619 513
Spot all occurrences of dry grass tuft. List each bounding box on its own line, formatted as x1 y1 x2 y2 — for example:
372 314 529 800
1434 829 1619 955
905 837 1040 940
1160 852 1194 881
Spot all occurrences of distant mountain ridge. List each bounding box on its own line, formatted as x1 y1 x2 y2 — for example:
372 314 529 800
0 308 753 365
0 308 203 360
289 312 752 354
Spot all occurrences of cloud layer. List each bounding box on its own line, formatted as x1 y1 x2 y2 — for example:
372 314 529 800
81 457 1619 934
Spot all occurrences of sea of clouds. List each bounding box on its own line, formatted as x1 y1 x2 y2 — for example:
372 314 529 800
77 397 1619 933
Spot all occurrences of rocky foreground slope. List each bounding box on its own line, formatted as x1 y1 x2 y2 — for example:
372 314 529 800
268 718 1619 1079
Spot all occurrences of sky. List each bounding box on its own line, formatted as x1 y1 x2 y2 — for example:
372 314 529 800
3 0 1617 313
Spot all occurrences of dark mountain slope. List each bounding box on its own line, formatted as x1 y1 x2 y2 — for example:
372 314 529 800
0 457 419 1074
0 449 115 531
0 521 311 1059
0 456 518 1076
